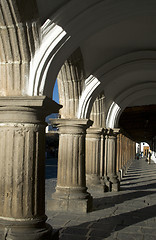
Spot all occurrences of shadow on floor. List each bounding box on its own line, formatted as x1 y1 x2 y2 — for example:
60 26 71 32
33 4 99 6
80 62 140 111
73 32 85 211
59 204 156 239
121 176 141 181
121 178 156 186
121 182 156 191
93 190 156 211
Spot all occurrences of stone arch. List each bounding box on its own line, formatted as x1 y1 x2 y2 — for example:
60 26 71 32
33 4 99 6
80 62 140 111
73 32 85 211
106 102 121 129
0 0 40 96
90 91 106 128
77 75 101 119
29 21 69 97
57 47 85 118
78 51 156 120
30 0 156 98
111 82 156 128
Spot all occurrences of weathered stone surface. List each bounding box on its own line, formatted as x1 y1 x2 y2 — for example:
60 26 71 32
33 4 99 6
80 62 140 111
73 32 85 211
90 92 106 128
0 96 61 240
107 129 120 192
0 0 40 97
86 127 105 192
48 118 93 213
57 48 85 118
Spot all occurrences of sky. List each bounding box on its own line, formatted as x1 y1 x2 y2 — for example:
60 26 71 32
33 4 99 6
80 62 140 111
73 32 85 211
52 80 59 103
46 80 59 123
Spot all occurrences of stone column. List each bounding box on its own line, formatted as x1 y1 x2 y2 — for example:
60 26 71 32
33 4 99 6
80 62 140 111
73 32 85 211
125 137 128 172
133 141 136 159
103 133 111 191
116 134 122 181
125 136 129 173
0 96 61 240
47 119 93 213
116 134 120 179
100 129 107 183
86 127 105 192
100 132 105 179
127 139 132 168
131 141 133 160
119 134 124 179
107 129 120 192
122 135 126 176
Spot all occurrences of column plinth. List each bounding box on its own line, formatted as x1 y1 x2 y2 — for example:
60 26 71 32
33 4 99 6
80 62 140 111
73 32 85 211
47 119 93 213
86 127 105 192
107 129 120 192
0 97 61 240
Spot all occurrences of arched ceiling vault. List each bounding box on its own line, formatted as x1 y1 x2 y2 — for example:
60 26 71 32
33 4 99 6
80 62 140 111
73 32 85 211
78 55 156 119
35 0 156 142
34 0 156 98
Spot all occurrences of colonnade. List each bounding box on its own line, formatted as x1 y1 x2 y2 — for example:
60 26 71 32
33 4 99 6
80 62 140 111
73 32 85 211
0 2 137 238
116 134 136 180
48 119 136 214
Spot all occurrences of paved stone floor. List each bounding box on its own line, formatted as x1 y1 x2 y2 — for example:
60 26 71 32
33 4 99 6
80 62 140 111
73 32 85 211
45 157 156 239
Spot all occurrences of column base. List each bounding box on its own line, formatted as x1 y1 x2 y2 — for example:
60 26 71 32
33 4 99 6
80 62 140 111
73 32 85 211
117 171 122 181
103 176 111 192
0 217 53 240
87 184 106 193
122 166 127 177
109 175 120 192
111 181 120 192
86 174 106 193
47 187 93 213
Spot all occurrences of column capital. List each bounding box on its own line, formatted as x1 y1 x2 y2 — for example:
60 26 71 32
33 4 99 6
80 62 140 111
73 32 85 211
0 96 60 108
50 118 93 134
103 128 108 135
113 128 121 134
0 96 61 123
107 128 120 137
86 126 104 135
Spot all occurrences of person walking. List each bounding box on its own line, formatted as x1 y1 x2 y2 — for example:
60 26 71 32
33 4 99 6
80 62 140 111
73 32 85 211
148 150 152 164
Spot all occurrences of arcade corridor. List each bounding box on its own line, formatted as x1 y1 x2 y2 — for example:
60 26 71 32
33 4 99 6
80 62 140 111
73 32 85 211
1 1 156 239
46 157 156 240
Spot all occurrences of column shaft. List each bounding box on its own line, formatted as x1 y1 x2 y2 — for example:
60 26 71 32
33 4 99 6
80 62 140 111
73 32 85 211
107 129 120 192
103 134 112 191
116 134 122 181
0 97 60 240
86 128 105 192
0 124 45 218
47 119 93 213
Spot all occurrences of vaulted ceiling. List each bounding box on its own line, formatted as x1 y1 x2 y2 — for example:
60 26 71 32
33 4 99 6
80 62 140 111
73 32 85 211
36 0 156 142
119 105 156 143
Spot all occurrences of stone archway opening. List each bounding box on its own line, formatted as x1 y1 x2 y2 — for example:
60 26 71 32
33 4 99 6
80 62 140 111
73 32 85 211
118 105 156 183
